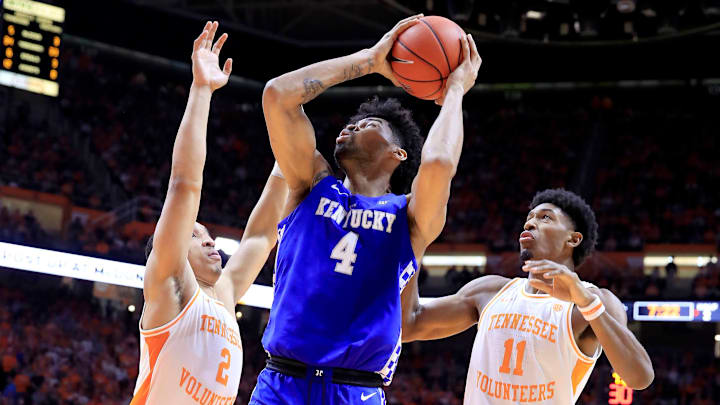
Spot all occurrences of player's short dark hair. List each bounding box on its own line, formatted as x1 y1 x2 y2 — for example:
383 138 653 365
145 234 154 262
349 96 423 194
530 188 598 267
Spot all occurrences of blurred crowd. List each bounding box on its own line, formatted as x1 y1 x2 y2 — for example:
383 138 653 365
2 45 720 256
2 42 720 405
3 202 719 301
1 270 718 405
0 277 138 405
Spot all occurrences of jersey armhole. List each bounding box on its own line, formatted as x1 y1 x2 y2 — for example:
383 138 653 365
476 278 519 329
140 287 201 336
278 175 338 228
565 303 603 363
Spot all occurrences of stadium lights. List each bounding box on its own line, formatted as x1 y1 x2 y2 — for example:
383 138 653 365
526 10 545 20
236 311 242 319
715 334 720 342
128 305 136 313
422 254 486 267
215 237 240 255
644 254 715 268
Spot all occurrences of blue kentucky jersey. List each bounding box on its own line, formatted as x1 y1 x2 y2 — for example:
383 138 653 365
262 176 417 385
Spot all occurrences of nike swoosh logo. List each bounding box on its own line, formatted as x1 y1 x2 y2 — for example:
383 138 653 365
331 184 349 196
361 392 377 401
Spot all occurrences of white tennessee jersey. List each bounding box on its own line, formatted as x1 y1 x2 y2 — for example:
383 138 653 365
464 278 601 405
131 288 243 405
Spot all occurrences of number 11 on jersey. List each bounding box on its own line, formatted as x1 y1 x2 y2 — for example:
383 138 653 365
499 338 526 376
331 232 359 275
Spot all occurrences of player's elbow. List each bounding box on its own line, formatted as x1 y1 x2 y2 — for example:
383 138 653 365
167 175 203 195
626 365 654 390
401 322 421 343
262 79 292 109
419 154 457 179
262 79 280 105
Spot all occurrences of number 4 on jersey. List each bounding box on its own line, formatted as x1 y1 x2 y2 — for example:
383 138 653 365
331 232 359 275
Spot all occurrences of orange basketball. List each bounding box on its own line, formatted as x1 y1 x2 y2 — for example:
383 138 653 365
390 16 465 100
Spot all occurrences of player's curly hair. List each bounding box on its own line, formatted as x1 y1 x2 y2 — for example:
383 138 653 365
530 188 598 267
348 96 423 195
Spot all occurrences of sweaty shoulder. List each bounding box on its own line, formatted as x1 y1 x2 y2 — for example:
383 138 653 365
458 275 512 311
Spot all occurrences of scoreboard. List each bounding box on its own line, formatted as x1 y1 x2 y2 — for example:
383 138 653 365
624 301 720 322
0 0 64 96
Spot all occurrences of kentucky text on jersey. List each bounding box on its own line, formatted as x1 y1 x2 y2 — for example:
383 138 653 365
262 177 417 385
315 197 397 233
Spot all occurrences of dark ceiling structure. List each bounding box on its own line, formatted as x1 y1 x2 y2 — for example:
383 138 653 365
62 1 720 82
129 0 720 46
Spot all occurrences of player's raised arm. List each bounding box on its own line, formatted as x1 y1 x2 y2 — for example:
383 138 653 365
222 163 288 302
145 22 232 302
407 34 481 248
261 15 422 192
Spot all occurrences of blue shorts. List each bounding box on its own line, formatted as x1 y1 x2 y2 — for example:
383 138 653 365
249 368 387 405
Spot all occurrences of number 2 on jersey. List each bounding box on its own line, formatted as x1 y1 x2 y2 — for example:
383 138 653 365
499 338 526 376
215 348 231 386
331 232 358 275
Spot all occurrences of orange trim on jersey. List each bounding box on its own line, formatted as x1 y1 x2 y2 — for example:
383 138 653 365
130 331 170 405
519 279 552 299
566 304 595 363
141 288 201 336
570 358 593 396
477 278 521 329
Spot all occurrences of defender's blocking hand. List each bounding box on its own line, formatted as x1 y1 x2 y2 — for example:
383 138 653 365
191 21 233 91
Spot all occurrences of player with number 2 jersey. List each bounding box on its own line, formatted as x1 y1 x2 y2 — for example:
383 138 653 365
131 22 289 404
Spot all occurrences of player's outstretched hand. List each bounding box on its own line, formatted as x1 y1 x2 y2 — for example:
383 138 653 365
522 259 596 307
369 14 423 87
191 21 232 91
436 34 481 105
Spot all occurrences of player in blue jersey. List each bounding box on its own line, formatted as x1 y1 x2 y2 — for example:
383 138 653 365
250 14 482 404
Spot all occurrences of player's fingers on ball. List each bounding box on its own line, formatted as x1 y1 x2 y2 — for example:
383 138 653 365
393 18 421 38
213 33 228 54
460 35 470 63
223 58 233 75
400 14 423 25
468 34 479 58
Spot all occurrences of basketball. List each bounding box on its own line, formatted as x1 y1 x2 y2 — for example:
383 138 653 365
390 16 465 100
